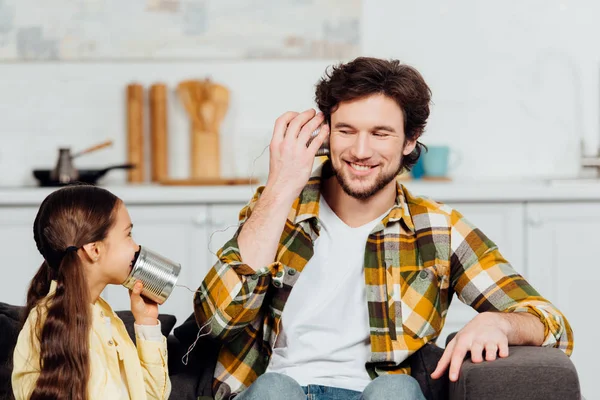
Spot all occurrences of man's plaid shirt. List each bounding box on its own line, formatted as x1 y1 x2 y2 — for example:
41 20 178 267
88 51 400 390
194 162 573 399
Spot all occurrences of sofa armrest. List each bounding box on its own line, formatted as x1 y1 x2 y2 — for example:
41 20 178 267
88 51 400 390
449 346 581 400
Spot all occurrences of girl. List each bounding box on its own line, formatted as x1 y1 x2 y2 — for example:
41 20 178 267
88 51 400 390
12 185 171 400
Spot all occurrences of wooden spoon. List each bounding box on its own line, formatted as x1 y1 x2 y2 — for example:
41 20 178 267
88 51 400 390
209 83 230 133
177 81 203 129
194 80 209 129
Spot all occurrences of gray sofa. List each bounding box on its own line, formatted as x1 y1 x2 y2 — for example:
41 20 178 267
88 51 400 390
1 303 581 400
168 316 582 400
449 346 581 399
444 333 581 400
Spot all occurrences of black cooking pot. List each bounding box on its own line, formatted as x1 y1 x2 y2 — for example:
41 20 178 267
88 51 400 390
33 164 134 187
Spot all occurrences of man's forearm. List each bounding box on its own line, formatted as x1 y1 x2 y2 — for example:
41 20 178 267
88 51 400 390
238 186 296 271
494 312 545 346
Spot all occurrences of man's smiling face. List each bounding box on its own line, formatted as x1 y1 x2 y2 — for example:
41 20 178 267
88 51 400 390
329 93 417 200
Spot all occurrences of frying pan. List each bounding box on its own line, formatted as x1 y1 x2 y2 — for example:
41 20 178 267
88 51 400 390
33 164 134 187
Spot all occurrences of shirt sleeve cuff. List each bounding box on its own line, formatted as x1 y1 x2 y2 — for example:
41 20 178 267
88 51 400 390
136 335 168 365
134 320 163 342
504 303 559 347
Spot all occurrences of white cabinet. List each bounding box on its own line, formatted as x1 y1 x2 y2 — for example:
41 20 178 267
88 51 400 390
525 202 598 398
0 207 43 306
436 202 526 346
102 205 209 327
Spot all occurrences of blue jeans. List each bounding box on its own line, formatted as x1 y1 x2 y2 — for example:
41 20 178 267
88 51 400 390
234 372 426 400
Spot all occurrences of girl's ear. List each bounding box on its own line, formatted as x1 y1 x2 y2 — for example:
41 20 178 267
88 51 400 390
82 242 102 262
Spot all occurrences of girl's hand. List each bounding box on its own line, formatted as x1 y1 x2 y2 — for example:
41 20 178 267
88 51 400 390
129 281 159 326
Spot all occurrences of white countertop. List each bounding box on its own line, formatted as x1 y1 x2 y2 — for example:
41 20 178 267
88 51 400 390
2 179 600 205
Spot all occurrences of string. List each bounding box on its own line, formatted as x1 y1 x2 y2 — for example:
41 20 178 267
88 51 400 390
175 283 223 366
172 144 270 365
249 143 270 195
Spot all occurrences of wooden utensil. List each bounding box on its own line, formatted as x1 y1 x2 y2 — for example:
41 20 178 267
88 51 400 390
194 79 208 125
71 140 113 158
209 83 230 133
190 79 220 179
176 80 203 129
190 126 220 179
176 78 230 180
150 83 169 182
127 83 145 183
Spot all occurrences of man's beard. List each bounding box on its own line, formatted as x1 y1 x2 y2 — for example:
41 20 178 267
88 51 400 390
331 158 403 200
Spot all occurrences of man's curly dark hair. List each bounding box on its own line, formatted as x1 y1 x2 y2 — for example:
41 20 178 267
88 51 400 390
315 57 431 171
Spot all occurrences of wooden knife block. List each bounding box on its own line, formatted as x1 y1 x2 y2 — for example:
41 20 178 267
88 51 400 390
190 125 220 179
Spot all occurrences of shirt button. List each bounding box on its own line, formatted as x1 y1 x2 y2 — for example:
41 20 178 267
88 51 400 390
419 270 429 279
276 271 284 278
108 340 114 346
287 268 297 276
250 274 258 280
273 281 282 288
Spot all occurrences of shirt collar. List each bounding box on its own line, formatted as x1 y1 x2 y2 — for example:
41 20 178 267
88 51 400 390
290 159 415 233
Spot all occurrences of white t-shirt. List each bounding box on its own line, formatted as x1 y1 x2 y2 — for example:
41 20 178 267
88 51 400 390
266 197 388 392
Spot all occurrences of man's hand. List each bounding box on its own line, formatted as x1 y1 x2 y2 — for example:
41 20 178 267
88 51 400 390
266 109 329 202
237 109 329 271
431 312 511 382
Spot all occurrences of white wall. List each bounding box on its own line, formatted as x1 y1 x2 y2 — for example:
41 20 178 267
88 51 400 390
0 0 598 186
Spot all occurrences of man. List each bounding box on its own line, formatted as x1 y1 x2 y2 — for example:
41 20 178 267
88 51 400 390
194 57 573 400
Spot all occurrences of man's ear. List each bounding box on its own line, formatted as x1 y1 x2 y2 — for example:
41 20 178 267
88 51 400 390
82 242 101 262
403 137 419 156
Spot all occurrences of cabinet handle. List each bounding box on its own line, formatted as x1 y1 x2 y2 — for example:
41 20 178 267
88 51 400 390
193 214 208 227
527 218 543 227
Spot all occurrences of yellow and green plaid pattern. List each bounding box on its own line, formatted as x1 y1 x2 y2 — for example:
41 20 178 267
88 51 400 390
194 162 573 399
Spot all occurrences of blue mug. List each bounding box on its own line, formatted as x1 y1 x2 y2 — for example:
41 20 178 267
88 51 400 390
411 156 425 179
421 146 460 178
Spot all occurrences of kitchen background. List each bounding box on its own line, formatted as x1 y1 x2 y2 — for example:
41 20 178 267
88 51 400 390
0 0 598 185
0 1 597 399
